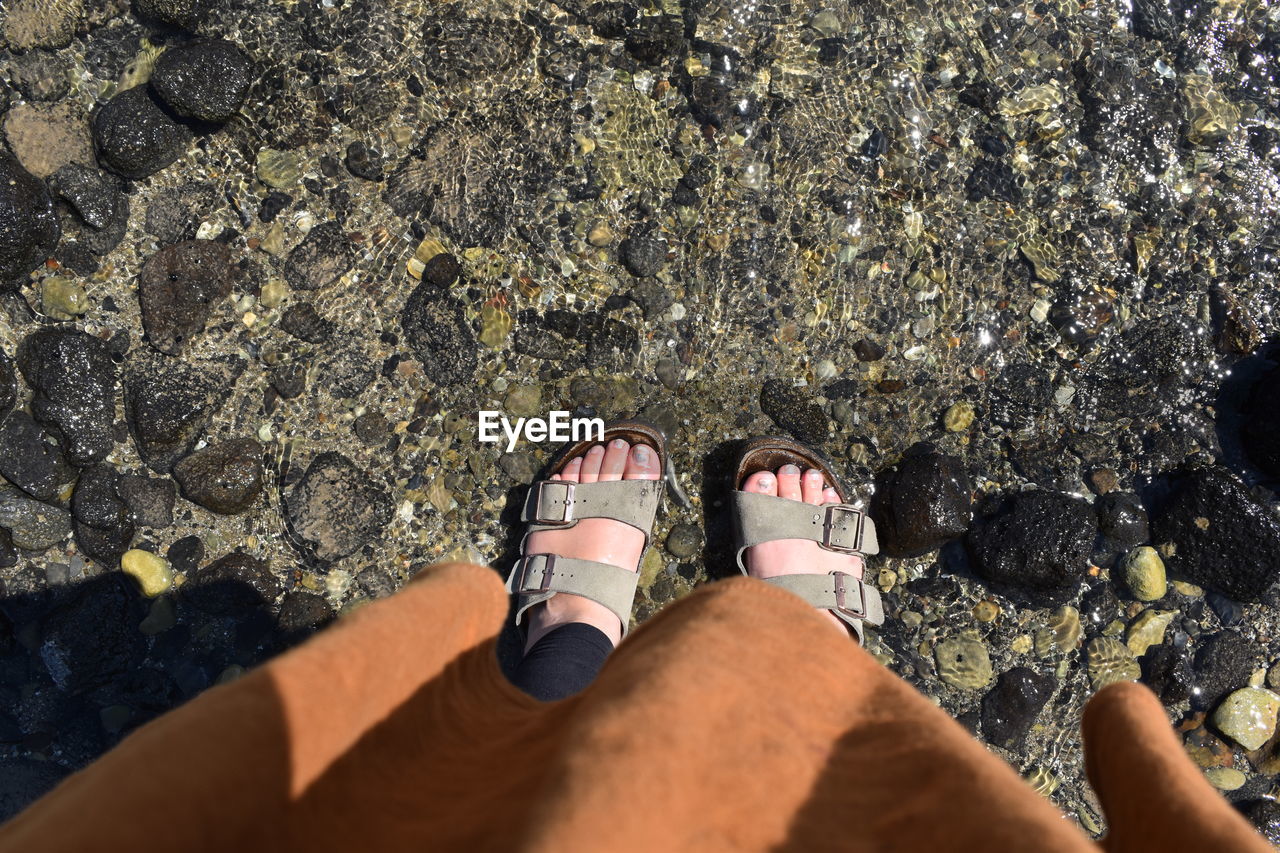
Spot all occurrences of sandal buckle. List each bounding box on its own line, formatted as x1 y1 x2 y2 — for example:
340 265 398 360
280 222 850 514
822 505 865 553
519 554 557 592
531 481 575 525
832 571 867 619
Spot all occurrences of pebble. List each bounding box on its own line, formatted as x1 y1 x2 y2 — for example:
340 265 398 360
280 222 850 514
620 225 668 277
118 474 176 529
973 600 1000 622
92 86 194 179
260 279 289 309
344 141 383 181
1088 636 1142 690
1211 687 1280 751
588 223 614 247
935 633 993 690
943 401 975 431
50 164 124 232
18 328 117 466
760 379 828 443
871 442 971 557
966 490 1096 601
1141 643 1194 704
256 149 303 189
1121 546 1166 602
150 40 254 123
1194 630 1263 712
0 412 73 502
138 240 233 355
124 352 245 473
665 523 703 559
504 384 542 419
1126 609 1175 657
120 549 173 597
172 439 265 515
0 153 60 289
981 666 1055 749
1035 605 1082 656
0 485 72 550
279 302 336 344
1097 492 1149 552
1204 767 1247 791
285 222 356 291
286 452 392 562
138 596 176 635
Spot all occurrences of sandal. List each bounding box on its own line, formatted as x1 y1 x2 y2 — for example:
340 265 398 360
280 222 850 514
505 419 667 638
729 436 883 642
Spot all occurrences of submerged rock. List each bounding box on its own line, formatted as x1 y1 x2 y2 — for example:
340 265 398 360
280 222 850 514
1096 492 1149 553
150 39 253 123
71 464 134 564
285 222 354 291
279 302 335 344
935 633 993 690
123 353 245 473
1140 642 1194 705
1192 630 1262 712
1211 687 1280 751
39 576 144 694
1121 546 1166 602
0 412 74 502
172 438 264 514
0 153 60 290
138 240 234 355
871 443 971 557
759 380 828 444
50 163 125 231
620 225 668 277
185 552 281 615
17 328 117 466
981 666 1055 750
1151 466 1280 602
1087 636 1141 690
400 282 478 386
966 490 1096 601
0 485 72 550
92 86 193 179
286 452 391 562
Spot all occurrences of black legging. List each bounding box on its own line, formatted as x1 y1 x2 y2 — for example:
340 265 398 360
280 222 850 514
510 623 613 702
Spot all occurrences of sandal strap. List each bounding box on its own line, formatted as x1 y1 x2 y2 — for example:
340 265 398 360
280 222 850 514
522 479 664 540
763 572 885 643
729 490 880 572
505 553 641 634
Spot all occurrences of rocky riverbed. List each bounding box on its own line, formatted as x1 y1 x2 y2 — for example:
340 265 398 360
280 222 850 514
2 0 1280 840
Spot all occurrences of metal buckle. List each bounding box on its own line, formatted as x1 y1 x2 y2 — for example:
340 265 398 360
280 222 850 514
822 505 864 553
831 571 867 619
520 554 557 592
531 481 575 525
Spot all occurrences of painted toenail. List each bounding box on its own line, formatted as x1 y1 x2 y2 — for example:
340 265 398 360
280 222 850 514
757 474 774 488
634 446 649 463
612 439 628 449
588 445 603 454
781 464 799 475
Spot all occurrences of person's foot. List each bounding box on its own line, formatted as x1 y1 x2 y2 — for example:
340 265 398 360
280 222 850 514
741 465 864 636
522 439 662 651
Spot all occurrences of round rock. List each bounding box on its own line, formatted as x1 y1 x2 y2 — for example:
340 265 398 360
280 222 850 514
0 411 74 502
0 153 59 290
286 452 391 562
665 522 703 559
935 634 993 690
150 39 254 123
1211 687 1280 751
138 239 233 354
981 666 1055 750
619 225 667 277
91 85 193 179
17 328 118 466
871 442 972 557
1121 546 1166 602
172 438 264 514
966 490 1096 601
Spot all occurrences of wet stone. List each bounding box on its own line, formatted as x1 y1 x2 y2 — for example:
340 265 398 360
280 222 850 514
17 328 117 467
71 465 128 531
620 225 668 277
423 252 460 288
150 39 254 123
285 222 355 291
935 633 993 690
760 379 828 444
317 343 377 400
1193 630 1263 712
167 535 204 575
138 240 234 355
0 153 60 290
186 553 281 615
1126 609 1175 657
0 352 14 419
1151 466 1280 602
279 302 335 344
871 443 971 557
665 523 703 559
353 412 390 447
3 0 82 50
1035 605 1083 656
1140 642 1194 705
286 452 391 563
981 666 1055 750
1087 637 1141 690
120 549 172 597
965 157 1019 204
1211 688 1280 751
966 490 1096 602
133 0 205 29
1097 492 1149 553
344 141 383 181
144 182 217 244
1132 0 1176 40
91 86 194 180
172 438 264 515
400 283 478 387
0 412 74 502
269 363 308 400
118 474 175 529
124 353 245 473
0 485 72 550
277 590 335 643
9 51 70 102
623 14 684 65
1121 546 1166 602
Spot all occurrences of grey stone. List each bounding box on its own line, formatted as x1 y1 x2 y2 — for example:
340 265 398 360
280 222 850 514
286 452 391 562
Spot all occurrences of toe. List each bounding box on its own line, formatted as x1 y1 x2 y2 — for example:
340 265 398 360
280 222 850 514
599 438 630 481
624 442 662 480
802 468 826 505
822 486 841 504
743 470 777 495
777 464 802 501
560 456 583 483
579 444 605 483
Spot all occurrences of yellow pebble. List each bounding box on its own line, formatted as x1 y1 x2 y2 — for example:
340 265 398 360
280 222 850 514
120 549 173 597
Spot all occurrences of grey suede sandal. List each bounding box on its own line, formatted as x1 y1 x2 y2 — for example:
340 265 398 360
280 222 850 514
729 436 883 643
505 420 667 638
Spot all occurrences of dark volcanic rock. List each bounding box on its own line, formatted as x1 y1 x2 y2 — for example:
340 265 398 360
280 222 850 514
400 282 478 386
138 240 233 354
118 473 176 528
284 222 354 291
9 51 71 102
1151 466 1280 601
268 363 307 399
133 0 206 29
0 412 74 502
420 13 533 87
0 352 14 419
286 452 391 562
39 576 145 694
167 534 204 574
620 225 668 276
123 353 245 473
150 40 253 123
760 379 828 444
1096 492 1149 552
1241 365 1280 478
144 182 217 244
0 153 60 290
988 362 1052 429
50 163 125 231
965 157 1019 203
17 329 117 466
277 590 335 643
91 85 194 180
966 490 1097 600
172 438 264 514
279 302 335 343
186 552 281 615
871 443 971 557
70 464 134 563
344 141 383 181
981 666 1055 750
1140 642 1194 705
624 14 684 64
423 252 460 287
1192 630 1262 712
317 343 376 399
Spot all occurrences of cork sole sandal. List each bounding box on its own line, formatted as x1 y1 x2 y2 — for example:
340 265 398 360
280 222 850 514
504 419 667 639
729 436 883 642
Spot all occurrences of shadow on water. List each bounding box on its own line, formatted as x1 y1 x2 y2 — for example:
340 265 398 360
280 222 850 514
0 569 328 822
